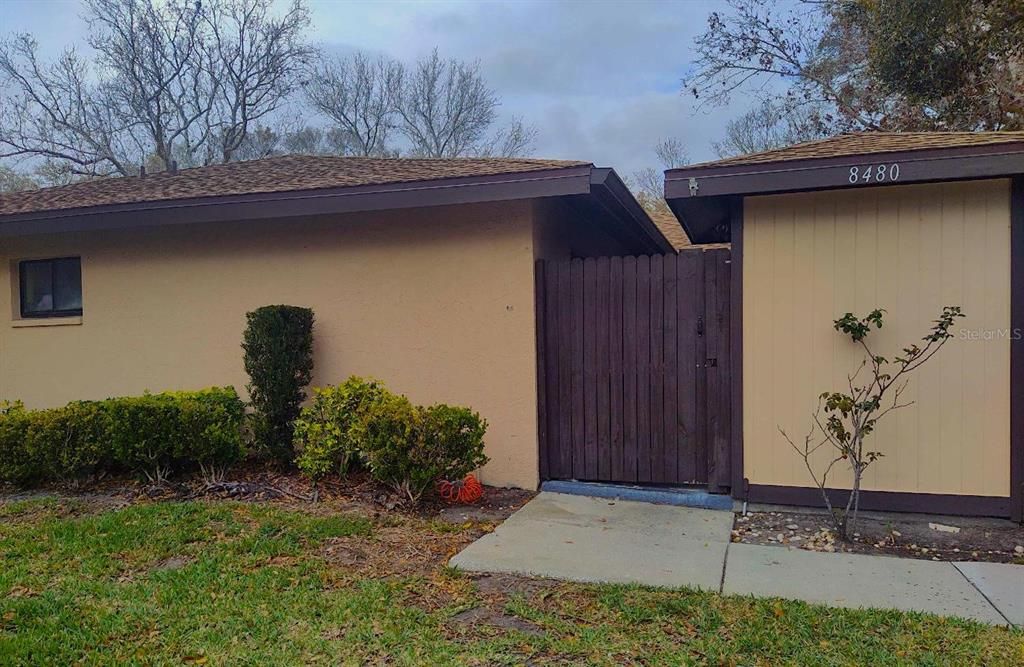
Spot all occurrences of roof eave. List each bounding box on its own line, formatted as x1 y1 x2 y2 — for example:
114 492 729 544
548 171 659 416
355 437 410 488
0 166 595 237
589 168 675 254
665 142 1024 244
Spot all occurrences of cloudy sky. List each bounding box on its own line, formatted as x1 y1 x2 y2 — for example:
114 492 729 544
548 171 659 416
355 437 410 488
4 0 753 176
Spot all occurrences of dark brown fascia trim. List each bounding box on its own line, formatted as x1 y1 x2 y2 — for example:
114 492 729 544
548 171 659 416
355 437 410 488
665 142 1024 201
745 484 1013 519
729 200 744 495
0 166 595 237
589 168 675 254
1011 176 1024 522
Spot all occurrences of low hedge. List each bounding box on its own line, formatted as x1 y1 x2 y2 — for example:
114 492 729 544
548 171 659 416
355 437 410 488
294 376 488 503
0 387 245 487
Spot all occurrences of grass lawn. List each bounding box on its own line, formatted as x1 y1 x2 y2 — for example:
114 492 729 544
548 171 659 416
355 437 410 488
0 497 1021 665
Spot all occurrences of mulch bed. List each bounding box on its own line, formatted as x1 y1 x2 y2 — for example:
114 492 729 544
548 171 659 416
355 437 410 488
733 509 1024 564
0 460 535 524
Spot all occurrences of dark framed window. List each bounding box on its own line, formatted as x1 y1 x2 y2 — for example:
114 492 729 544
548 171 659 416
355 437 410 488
19 257 82 318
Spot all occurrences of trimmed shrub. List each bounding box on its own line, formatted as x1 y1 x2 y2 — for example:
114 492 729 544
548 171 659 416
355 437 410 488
172 388 247 482
0 387 245 487
0 401 36 486
294 377 389 482
358 392 425 501
28 401 111 485
242 305 315 462
358 394 489 504
419 404 489 482
107 394 182 483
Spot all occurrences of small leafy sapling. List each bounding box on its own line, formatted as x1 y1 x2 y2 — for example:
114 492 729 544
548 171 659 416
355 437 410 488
780 306 964 540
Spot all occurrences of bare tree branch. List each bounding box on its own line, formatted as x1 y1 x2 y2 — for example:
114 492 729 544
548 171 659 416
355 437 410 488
303 51 401 157
396 48 498 158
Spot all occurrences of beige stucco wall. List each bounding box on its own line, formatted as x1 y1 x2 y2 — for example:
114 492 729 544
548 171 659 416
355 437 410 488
744 179 1012 497
0 201 542 489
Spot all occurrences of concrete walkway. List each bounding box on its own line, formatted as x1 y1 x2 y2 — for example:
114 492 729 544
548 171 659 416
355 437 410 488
450 492 1022 626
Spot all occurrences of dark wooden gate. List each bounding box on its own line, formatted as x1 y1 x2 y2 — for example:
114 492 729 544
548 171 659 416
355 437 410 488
535 249 732 491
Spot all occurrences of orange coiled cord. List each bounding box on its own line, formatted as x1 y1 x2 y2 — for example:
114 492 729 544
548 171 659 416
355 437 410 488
437 474 483 504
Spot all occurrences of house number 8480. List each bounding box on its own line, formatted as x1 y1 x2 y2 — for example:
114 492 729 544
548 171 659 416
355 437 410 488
849 164 900 184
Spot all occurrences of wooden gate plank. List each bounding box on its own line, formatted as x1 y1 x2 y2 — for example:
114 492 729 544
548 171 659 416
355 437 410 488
538 250 731 489
609 257 625 480
570 258 586 480
661 253 679 484
556 261 573 478
536 261 549 480
596 257 612 480
636 255 652 483
694 251 709 484
676 250 702 483
649 254 666 483
706 249 733 492
543 260 562 478
583 258 598 480
622 256 639 482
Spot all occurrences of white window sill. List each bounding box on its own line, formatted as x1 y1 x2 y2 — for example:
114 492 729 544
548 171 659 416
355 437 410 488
11 316 83 328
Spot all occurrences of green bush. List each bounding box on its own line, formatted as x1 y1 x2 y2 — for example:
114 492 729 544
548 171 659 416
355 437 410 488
294 377 389 481
298 377 490 504
28 401 111 485
0 388 245 487
242 305 315 462
419 404 489 481
172 388 247 482
0 401 36 486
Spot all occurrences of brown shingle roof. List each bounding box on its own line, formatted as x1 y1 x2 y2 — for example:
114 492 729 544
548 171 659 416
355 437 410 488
0 155 588 217
687 131 1024 169
648 207 691 250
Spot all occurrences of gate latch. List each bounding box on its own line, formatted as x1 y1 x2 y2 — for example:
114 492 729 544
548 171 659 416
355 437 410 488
688 177 699 196
705 358 718 368
696 316 705 337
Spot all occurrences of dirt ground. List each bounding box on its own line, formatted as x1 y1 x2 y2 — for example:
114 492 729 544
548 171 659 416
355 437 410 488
0 461 535 523
733 509 1024 564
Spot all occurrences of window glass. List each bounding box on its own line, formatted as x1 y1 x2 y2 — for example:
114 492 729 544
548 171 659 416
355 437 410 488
21 261 54 315
19 257 82 318
53 258 82 311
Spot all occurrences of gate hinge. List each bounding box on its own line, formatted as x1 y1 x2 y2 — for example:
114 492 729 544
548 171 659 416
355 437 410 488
696 316 705 337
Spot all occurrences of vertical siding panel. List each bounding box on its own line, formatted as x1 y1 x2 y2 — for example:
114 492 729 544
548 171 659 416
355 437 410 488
622 256 639 481
961 183 988 494
916 187 944 492
939 184 967 493
609 257 625 481
811 194 837 487
789 194 817 487
745 181 1011 497
894 188 922 493
744 201 771 483
983 182 1013 495
987 182 1011 495
829 192 858 488
771 200 796 486
871 189 903 491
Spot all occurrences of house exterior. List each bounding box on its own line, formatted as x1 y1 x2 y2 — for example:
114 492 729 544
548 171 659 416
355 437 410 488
666 132 1024 521
0 156 671 490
